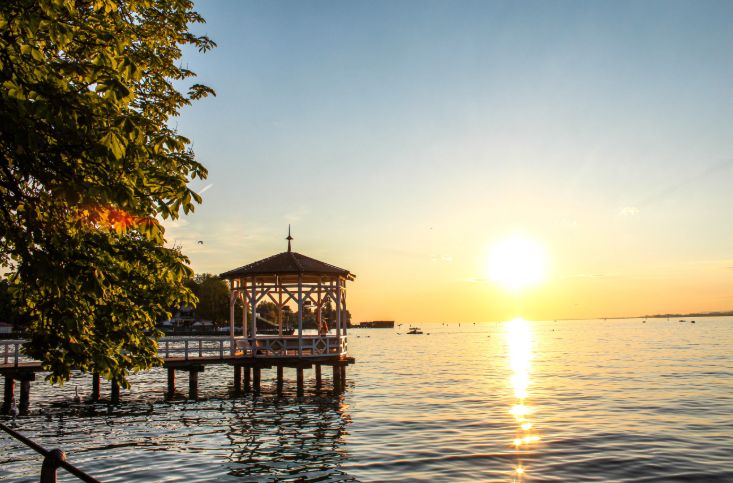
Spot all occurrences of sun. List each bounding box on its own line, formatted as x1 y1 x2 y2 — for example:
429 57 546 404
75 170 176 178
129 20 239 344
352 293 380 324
487 234 548 292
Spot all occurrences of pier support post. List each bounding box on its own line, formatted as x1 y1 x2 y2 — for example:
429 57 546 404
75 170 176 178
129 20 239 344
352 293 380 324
2 376 14 414
18 380 31 415
315 364 322 389
111 380 120 404
243 366 251 393
234 366 242 394
188 366 204 400
276 366 284 395
91 373 100 402
19 379 31 415
167 368 176 399
296 367 304 397
340 365 347 389
332 365 342 393
252 367 261 393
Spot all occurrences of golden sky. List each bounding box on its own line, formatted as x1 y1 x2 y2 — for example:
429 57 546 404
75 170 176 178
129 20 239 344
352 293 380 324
167 1 733 322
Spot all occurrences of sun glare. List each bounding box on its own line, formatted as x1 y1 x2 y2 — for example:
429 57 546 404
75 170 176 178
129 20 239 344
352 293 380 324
488 235 548 292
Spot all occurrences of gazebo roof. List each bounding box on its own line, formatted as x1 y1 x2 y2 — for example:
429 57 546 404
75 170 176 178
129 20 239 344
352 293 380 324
221 228 355 280
220 250 355 280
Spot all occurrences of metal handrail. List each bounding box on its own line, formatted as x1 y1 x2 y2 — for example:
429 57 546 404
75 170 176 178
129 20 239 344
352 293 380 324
0 422 101 482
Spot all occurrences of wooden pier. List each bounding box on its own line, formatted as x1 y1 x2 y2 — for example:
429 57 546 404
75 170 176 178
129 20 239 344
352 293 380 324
1 336 354 413
1 232 357 414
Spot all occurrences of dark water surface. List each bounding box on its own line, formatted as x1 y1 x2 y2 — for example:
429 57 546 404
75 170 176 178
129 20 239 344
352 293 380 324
2 318 733 481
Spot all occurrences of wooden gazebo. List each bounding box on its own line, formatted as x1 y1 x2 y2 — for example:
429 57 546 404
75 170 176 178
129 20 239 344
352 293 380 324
219 229 355 359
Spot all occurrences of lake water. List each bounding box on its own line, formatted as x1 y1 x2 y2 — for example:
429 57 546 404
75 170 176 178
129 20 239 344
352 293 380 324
2 318 733 482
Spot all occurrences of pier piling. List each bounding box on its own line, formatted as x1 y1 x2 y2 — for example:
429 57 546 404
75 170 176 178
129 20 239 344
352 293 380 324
111 380 120 404
234 366 242 394
276 366 284 395
253 367 261 393
2 376 13 414
91 374 100 402
332 365 341 392
166 368 176 399
243 366 251 393
296 367 304 396
315 364 322 389
19 379 31 415
188 366 204 400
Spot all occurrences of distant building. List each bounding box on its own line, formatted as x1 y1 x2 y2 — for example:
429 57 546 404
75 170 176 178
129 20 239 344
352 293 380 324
0 322 13 334
159 306 196 331
355 320 394 329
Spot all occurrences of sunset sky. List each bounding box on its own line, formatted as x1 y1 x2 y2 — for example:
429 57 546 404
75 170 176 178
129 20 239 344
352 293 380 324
167 0 733 322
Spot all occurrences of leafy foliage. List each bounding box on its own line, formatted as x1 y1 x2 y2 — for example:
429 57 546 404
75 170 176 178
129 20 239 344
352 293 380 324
189 273 229 326
0 0 215 386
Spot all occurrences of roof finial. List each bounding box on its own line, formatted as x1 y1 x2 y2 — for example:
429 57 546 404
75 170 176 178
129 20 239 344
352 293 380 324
286 224 293 252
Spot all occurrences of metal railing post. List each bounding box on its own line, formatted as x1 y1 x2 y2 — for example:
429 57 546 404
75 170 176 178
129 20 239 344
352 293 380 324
0 423 100 482
40 448 66 483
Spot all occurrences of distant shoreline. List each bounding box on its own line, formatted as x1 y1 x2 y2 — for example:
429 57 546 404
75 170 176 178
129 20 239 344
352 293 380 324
588 311 733 321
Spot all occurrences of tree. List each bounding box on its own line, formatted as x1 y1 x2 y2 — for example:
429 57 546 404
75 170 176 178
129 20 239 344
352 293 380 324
255 301 278 323
191 273 229 326
0 1 215 386
0 276 28 328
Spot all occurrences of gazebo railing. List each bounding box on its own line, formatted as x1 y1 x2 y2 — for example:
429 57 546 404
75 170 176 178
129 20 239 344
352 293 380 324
1 340 33 367
232 335 347 358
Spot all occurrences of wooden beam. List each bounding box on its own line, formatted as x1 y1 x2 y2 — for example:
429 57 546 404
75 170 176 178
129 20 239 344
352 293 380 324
2 376 14 414
296 367 304 396
243 366 251 393
111 380 120 404
19 379 31 415
332 364 341 392
233 365 242 394
189 369 198 400
297 274 303 357
91 373 100 402
167 367 176 399
252 367 261 393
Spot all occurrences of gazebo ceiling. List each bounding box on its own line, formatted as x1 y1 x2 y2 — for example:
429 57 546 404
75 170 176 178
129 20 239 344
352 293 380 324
220 251 355 280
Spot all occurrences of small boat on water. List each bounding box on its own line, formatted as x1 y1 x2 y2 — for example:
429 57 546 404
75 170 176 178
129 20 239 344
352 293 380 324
407 326 423 335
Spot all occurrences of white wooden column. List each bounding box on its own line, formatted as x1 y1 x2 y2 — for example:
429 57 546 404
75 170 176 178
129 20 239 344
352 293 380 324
342 282 347 335
297 274 303 357
240 292 247 338
243 279 248 338
277 276 283 337
317 276 322 330
336 277 342 351
229 288 237 354
251 277 257 340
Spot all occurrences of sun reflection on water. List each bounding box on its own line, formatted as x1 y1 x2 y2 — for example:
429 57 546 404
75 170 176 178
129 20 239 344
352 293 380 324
506 318 540 481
